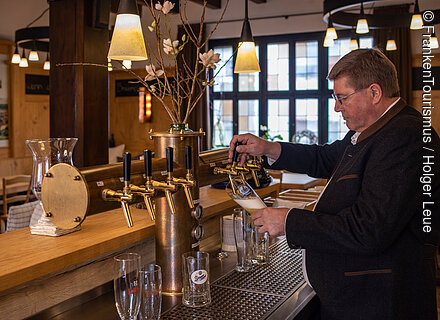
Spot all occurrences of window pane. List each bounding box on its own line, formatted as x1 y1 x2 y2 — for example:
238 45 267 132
267 43 289 91
359 37 373 49
267 99 289 141
328 98 349 143
267 100 289 140
327 38 351 90
212 100 233 148
239 45 260 92
295 41 318 90
238 100 259 136
213 46 233 92
294 99 318 144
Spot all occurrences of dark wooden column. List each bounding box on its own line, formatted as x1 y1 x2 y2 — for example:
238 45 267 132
49 0 109 167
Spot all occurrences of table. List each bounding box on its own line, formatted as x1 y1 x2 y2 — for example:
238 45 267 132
281 173 325 190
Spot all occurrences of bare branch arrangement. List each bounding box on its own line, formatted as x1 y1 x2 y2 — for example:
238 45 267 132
141 0 230 124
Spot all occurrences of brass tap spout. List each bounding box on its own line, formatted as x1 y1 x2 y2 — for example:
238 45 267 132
169 146 196 209
213 142 251 194
246 156 261 188
101 152 135 227
129 150 157 220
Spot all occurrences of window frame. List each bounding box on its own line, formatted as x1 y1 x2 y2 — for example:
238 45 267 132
208 29 363 146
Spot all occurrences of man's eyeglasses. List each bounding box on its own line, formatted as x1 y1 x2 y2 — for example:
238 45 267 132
332 88 364 105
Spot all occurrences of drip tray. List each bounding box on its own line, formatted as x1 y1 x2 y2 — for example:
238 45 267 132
162 239 306 320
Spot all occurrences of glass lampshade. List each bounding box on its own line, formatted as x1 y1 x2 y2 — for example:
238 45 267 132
356 19 369 34
29 50 39 61
350 39 359 51
108 13 148 61
19 57 28 67
323 36 335 47
11 52 20 64
43 60 50 70
325 27 338 41
386 39 397 51
410 14 423 30
234 42 260 73
19 50 28 68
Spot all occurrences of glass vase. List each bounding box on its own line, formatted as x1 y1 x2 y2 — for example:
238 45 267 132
25 138 78 200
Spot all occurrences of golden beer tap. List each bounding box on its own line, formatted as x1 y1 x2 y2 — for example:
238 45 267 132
129 150 156 220
246 156 261 188
102 152 135 227
170 146 195 209
213 141 250 194
146 147 179 214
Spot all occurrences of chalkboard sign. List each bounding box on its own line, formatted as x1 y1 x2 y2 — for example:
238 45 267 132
25 74 50 95
115 79 142 97
115 78 174 97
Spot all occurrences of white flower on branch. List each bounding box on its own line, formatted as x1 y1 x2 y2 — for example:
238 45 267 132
145 64 164 81
155 1 175 14
199 49 221 69
163 38 179 55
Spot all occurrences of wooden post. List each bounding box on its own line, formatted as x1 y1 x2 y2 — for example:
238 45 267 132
49 0 109 167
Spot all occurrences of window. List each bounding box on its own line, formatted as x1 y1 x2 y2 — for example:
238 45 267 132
209 31 372 148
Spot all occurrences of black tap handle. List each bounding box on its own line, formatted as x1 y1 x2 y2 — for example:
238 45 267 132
166 147 173 173
185 146 192 170
233 141 241 163
144 149 152 177
123 152 131 182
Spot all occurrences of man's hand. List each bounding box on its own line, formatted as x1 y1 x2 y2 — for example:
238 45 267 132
228 133 282 166
251 207 290 237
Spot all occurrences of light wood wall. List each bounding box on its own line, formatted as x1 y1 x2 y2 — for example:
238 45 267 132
109 69 173 156
411 53 440 134
0 40 50 178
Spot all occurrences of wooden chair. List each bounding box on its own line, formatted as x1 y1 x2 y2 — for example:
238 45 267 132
1 175 32 233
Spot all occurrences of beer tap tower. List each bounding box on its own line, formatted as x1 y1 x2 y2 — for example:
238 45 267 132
150 128 204 295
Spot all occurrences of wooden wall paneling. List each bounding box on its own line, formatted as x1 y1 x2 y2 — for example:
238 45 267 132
109 69 172 155
11 64 50 159
0 44 48 177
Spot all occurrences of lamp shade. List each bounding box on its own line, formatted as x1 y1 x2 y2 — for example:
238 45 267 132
356 19 369 34
350 38 359 51
43 53 50 70
107 7 148 61
234 41 260 73
29 50 39 61
356 3 369 34
410 14 423 30
43 60 50 70
19 49 28 68
323 36 335 47
325 14 337 40
410 0 423 30
11 46 20 64
386 39 397 51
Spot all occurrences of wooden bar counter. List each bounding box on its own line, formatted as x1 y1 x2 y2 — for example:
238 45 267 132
0 182 279 319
